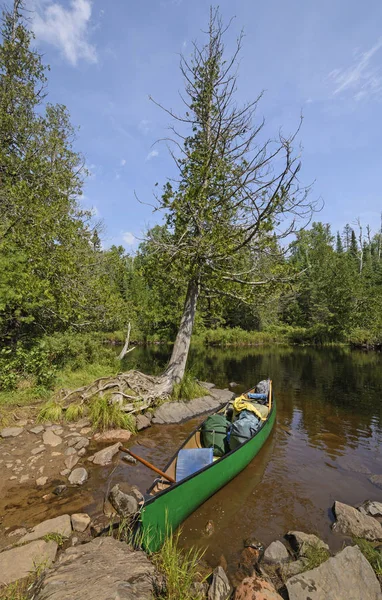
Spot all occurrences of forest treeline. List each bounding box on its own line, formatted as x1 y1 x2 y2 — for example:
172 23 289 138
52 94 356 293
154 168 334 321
1 3 381 392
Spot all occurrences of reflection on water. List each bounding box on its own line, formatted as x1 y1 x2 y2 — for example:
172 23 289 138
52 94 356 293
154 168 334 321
123 345 382 572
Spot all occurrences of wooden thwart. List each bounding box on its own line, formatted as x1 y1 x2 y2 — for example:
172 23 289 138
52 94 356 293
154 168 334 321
120 446 175 483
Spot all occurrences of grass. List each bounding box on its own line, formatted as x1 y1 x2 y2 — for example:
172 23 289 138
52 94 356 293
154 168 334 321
354 538 382 576
42 532 65 546
300 544 330 571
170 372 209 402
37 399 63 422
153 529 207 600
65 402 86 422
0 560 48 600
88 395 136 432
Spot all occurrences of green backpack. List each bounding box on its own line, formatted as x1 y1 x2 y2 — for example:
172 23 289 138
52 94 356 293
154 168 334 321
201 414 229 457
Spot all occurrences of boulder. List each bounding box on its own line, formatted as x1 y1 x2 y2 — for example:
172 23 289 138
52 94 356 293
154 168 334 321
92 442 121 466
208 566 232 600
286 545 382 600
1 427 23 438
236 547 263 580
136 414 151 431
109 483 138 518
64 454 79 470
0 540 57 586
234 576 283 599
65 447 77 456
198 381 216 389
93 429 132 443
263 540 289 564
369 475 382 490
67 435 89 449
68 467 88 485
53 485 67 496
286 531 329 556
36 476 48 486
359 501 382 519
152 393 230 424
71 513 91 532
209 388 236 403
19 515 72 544
332 501 382 540
282 559 308 579
34 537 156 600
42 430 62 447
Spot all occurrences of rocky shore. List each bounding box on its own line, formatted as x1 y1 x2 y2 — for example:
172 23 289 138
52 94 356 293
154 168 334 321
1 383 382 598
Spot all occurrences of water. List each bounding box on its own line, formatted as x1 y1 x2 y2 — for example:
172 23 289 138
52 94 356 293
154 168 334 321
122 345 382 574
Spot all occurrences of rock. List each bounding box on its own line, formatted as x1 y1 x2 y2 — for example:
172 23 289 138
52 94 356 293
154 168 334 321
109 483 139 517
53 485 67 495
90 514 113 536
51 452 61 457
263 540 289 564
30 425 44 434
359 500 382 519
136 414 151 431
68 467 88 485
43 430 62 447
369 474 382 490
244 536 264 551
137 438 156 448
234 575 282 599
34 537 156 600
205 520 215 536
60 469 70 476
0 540 57 586
36 476 48 486
152 390 234 424
208 566 232 600
31 446 45 455
92 442 121 466
93 429 132 443
67 435 88 449
199 381 216 389
286 545 382 600
286 531 329 556
75 418 91 428
1 427 23 438
192 581 210 598
209 388 236 403
333 501 382 540
65 447 77 456
8 527 27 538
80 427 92 435
78 448 86 456
230 382 239 387
19 514 72 543
20 474 29 483
71 513 91 532
123 454 137 465
282 559 308 579
64 454 79 470
236 547 263 579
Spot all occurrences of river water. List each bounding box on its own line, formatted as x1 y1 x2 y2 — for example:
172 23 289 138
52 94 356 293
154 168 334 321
121 345 382 573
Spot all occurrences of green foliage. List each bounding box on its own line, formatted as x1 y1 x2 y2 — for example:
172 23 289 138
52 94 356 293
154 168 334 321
88 395 136 432
65 402 86 422
43 533 64 546
37 400 63 423
354 538 382 576
301 544 330 571
154 529 206 600
170 372 208 401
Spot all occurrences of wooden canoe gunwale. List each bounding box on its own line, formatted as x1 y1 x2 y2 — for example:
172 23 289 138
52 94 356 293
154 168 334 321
143 386 275 506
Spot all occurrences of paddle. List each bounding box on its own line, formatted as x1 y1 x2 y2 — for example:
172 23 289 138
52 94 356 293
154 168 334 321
120 446 176 483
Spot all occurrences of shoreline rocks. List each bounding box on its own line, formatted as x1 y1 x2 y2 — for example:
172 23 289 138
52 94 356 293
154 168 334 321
152 387 235 424
332 501 382 541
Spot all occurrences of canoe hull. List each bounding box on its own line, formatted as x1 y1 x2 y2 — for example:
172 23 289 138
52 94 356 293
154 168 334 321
139 397 276 552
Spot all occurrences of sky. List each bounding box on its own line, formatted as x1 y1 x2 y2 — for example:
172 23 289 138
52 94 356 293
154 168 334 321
26 0 382 250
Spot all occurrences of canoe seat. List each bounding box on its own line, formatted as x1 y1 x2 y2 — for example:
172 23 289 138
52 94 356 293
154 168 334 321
176 448 214 482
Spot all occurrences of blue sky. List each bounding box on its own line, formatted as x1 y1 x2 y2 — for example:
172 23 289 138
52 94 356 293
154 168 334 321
28 0 382 250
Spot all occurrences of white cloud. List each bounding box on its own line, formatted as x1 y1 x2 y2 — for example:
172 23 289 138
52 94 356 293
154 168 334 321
138 119 150 135
122 232 136 246
328 38 382 101
146 149 159 161
33 0 97 66
120 158 126 166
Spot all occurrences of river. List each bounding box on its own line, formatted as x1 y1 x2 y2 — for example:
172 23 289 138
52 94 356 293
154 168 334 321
121 344 382 574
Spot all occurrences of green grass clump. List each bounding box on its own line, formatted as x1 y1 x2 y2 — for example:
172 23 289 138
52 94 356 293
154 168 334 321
170 372 208 402
301 544 330 571
89 395 136 432
65 402 86 422
0 560 48 600
42 533 65 546
37 399 63 422
154 529 206 600
354 538 382 576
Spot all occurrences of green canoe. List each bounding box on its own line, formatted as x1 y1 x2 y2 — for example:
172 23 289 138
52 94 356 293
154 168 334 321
139 381 276 552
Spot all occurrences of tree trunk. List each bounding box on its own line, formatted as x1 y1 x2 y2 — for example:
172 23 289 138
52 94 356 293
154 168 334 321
162 278 199 390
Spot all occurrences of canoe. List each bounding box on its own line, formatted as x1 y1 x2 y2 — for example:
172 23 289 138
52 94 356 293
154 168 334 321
139 380 276 552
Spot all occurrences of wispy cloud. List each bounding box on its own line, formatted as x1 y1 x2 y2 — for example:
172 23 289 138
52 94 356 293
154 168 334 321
146 149 159 161
328 38 382 101
139 119 150 135
33 0 97 66
120 158 126 166
122 231 136 246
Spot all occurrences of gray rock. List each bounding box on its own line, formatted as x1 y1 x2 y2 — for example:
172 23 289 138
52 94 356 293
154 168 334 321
43 430 62 447
60 469 70 476
286 531 329 556
152 392 232 425
229 382 239 387
31 446 45 455
286 545 382 600
19 514 72 544
35 537 156 600
282 558 308 579
92 442 121 466
209 388 236 403
198 381 216 390
333 501 382 541
7 527 27 538
123 454 137 465
263 540 290 564
64 447 77 456
207 566 231 600
359 500 382 519
36 476 48 486
68 467 88 485
109 483 138 517
78 447 86 456
64 454 79 470
30 425 44 434
67 435 88 449
93 429 132 442
1 427 23 438
71 513 91 532
0 540 57 586
369 474 382 490
136 414 151 431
